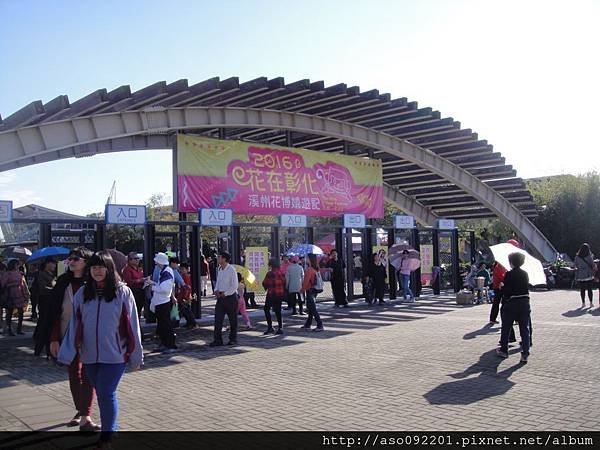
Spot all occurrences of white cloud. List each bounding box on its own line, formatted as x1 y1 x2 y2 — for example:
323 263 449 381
0 189 42 207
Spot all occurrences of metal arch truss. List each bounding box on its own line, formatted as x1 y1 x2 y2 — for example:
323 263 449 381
0 106 557 260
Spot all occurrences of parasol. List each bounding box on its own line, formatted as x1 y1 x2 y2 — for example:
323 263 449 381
489 243 546 286
26 246 69 263
285 244 324 257
233 264 256 285
389 244 421 271
106 248 127 274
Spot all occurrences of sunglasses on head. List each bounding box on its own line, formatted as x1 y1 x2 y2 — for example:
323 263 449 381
68 256 83 262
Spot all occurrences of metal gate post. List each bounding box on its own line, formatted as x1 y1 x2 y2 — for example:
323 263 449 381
178 212 188 261
143 224 156 276
231 225 241 265
39 223 52 248
190 225 202 318
387 228 397 299
412 227 422 298
432 228 441 295
452 228 460 293
469 230 477 264
271 226 280 260
95 223 106 251
345 229 354 300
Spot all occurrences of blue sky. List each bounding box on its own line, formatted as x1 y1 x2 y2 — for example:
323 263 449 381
1 0 598 215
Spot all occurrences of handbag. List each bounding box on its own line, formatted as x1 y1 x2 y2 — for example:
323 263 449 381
170 303 180 321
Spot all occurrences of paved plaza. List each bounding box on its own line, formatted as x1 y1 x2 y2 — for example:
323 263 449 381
1 289 599 432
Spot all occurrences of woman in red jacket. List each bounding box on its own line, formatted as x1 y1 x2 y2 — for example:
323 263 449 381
489 261 507 325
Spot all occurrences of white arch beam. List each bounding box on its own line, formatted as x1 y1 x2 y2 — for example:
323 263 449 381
0 106 557 260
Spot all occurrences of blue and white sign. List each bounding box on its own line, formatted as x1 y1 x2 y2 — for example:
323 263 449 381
200 208 233 226
105 204 146 225
343 213 366 228
0 200 13 223
280 214 308 228
394 215 415 229
438 219 456 230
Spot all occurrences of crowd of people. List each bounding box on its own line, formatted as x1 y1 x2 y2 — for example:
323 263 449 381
1 240 597 447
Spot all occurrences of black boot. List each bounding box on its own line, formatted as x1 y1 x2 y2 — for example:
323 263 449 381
16 321 24 335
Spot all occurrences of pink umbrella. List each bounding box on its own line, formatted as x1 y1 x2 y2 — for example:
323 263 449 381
389 244 421 271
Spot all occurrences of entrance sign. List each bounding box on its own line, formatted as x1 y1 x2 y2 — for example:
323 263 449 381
280 214 308 228
0 200 13 223
438 219 456 230
344 213 366 228
394 215 415 229
199 208 233 226
175 135 383 218
105 204 146 225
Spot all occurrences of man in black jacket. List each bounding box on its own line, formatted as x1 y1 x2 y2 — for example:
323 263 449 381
497 252 532 363
368 253 387 305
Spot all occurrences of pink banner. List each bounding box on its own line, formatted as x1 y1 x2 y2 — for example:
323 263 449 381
176 136 384 218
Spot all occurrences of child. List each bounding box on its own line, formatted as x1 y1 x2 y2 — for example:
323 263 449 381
176 263 197 330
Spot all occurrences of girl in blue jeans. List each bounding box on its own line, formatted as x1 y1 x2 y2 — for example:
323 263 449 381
59 251 143 448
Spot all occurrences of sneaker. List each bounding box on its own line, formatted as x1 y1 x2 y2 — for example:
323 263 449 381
275 328 284 335
208 341 223 347
496 349 509 358
520 353 528 363
262 328 275 335
313 327 324 332
79 420 101 432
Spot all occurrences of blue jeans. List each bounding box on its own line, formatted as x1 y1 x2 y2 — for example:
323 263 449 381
84 363 126 439
401 274 413 299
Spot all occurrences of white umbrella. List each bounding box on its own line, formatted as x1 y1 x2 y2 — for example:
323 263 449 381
489 243 546 286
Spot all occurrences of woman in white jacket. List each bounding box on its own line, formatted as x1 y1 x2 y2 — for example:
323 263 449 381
149 252 177 353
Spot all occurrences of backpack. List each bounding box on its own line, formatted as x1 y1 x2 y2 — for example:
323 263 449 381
313 270 324 293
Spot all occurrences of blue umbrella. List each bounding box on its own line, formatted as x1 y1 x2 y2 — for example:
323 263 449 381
285 244 324 257
26 246 71 263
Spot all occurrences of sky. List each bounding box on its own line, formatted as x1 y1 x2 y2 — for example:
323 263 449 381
0 0 599 216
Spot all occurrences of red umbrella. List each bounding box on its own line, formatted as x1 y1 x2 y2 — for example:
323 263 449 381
106 248 127 274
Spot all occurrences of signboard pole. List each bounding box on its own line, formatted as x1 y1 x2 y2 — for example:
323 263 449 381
451 228 460 293
172 134 178 213
411 227 422 298
432 229 441 295
387 228 397 299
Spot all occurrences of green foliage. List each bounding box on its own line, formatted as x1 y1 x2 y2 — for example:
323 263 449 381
527 172 600 257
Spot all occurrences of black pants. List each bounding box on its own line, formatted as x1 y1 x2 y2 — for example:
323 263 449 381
288 292 303 314
332 280 347 306
155 302 176 349
373 282 385 304
264 295 283 329
500 298 531 356
131 288 145 320
178 302 196 328
490 289 502 322
6 307 24 331
579 280 594 303
213 294 238 344
33 295 52 356
30 295 38 318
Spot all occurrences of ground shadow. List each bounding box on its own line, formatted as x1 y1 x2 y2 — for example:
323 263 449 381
562 307 590 318
424 348 524 405
463 323 500 340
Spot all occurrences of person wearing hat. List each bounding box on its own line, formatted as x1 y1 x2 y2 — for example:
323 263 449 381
149 252 177 353
285 256 304 315
122 252 145 319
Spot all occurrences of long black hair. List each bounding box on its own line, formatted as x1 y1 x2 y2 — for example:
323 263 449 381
83 251 121 302
576 243 591 258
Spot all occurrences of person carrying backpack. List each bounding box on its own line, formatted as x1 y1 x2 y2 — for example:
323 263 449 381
300 253 324 332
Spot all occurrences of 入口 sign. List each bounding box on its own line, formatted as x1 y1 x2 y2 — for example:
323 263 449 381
343 213 366 228
394 215 415 229
0 200 13 223
438 219 456 230
105 204 146 225
200 208 233 226
280 214 308 228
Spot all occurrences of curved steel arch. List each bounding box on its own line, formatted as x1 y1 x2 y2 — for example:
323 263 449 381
0 106 556 260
